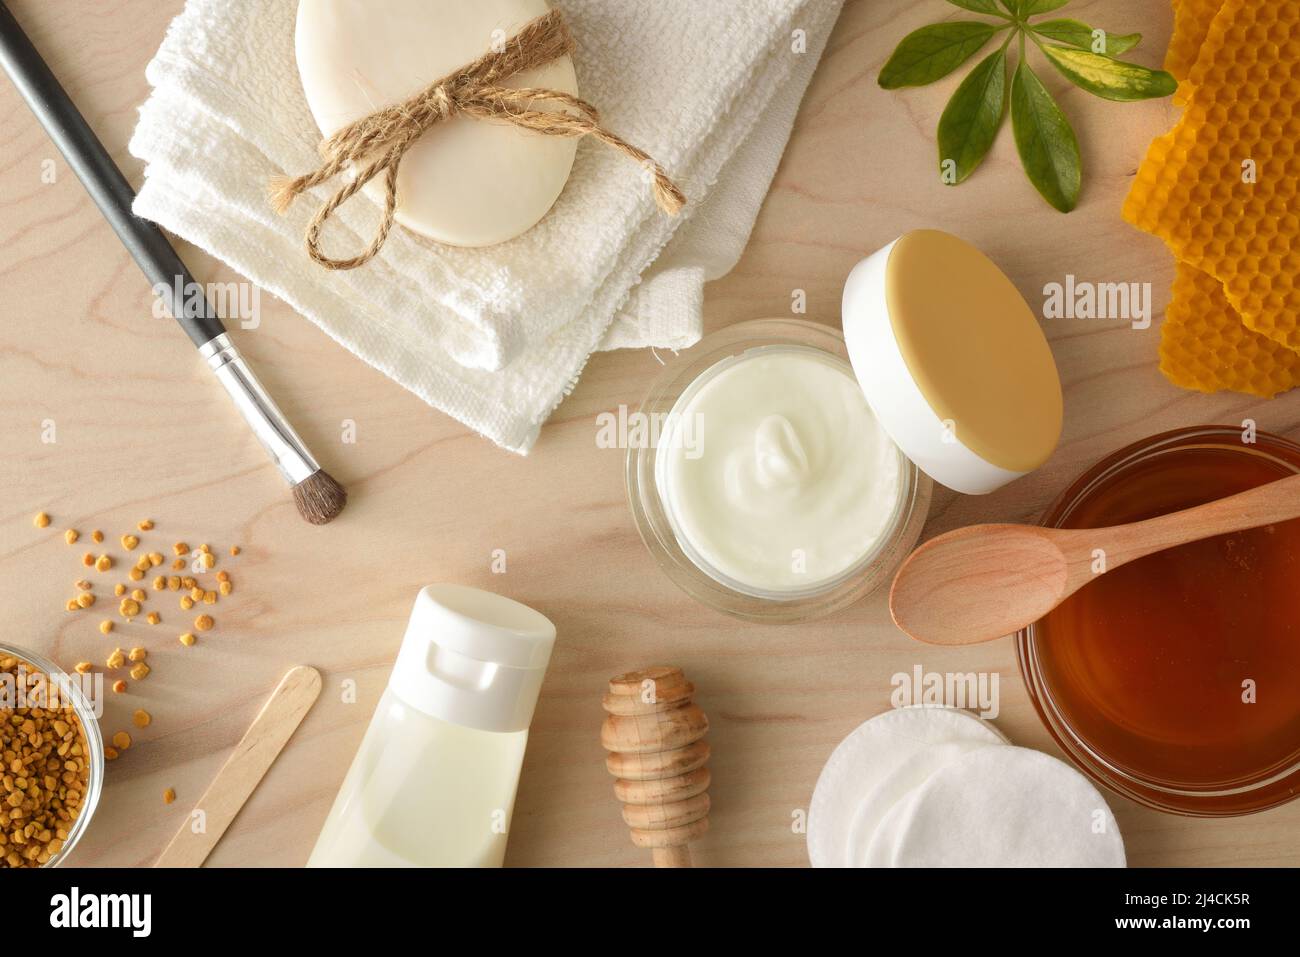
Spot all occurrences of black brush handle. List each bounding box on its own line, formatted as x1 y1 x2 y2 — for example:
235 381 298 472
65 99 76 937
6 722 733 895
0 0 225 347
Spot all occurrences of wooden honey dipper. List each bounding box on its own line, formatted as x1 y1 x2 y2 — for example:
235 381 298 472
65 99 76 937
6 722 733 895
601 666 710 867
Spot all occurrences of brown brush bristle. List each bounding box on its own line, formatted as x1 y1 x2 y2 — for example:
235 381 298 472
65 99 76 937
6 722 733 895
293 470 347 525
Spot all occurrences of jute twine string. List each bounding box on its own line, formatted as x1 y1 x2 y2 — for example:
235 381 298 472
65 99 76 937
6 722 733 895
270 9 686 270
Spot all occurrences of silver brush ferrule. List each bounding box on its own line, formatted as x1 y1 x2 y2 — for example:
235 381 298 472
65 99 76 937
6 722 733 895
199 334 320 486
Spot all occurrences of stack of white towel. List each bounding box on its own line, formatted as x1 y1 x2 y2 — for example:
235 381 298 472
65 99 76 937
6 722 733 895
129 0 844 452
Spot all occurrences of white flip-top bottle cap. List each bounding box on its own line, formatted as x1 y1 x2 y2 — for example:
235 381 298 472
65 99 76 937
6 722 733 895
389 584 556 733
841 230 1063 495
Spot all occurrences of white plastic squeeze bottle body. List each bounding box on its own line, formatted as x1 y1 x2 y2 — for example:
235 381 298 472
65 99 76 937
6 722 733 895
308 584 555 867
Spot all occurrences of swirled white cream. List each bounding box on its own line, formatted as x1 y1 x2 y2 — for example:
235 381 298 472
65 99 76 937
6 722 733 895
656 347 903 596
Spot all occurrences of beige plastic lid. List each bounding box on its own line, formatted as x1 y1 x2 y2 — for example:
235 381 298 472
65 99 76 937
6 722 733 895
841 229 1063 495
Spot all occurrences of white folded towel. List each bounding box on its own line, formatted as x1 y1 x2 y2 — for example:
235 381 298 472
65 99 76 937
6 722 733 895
129 0 842 452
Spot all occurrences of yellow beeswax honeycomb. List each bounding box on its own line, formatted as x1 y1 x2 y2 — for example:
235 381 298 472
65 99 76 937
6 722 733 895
1125 0 1300 356
1160 263 1300 398
1165 0 1224 104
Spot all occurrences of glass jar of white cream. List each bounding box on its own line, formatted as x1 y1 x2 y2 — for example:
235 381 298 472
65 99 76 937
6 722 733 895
627 230 1064 623
628 320 932 622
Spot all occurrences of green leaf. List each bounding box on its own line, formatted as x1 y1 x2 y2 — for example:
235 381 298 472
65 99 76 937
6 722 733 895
937 49 1008 184
1039 44 1177 101
1032 19 1140 56
879 21 1004 89
945 0 1004 13
1011 61 1081 212
998 1 1020 16
1022 0 1070 14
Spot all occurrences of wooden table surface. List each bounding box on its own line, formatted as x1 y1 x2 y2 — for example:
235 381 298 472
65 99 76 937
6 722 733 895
3 0 1297 868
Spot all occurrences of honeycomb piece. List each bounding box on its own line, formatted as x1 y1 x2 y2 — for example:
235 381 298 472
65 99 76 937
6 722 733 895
1166 0 1224 104
1124 0 1300 353
1160 263 1300 398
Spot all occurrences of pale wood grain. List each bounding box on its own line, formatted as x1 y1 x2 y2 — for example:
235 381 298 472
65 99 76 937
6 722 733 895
154 665 321 867
1 0 1298 869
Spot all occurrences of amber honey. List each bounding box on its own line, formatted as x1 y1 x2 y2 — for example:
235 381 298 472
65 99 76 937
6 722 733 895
1019 427 1300 815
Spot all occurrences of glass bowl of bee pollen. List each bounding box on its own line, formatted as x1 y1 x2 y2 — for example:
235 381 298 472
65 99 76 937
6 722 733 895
0 643 104 866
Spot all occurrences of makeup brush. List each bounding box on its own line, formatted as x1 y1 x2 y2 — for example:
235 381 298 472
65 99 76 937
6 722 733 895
0 2 345 525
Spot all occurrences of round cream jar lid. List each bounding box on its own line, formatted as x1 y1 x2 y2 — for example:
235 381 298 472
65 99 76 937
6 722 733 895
294 0 579 247
841 229 1063 495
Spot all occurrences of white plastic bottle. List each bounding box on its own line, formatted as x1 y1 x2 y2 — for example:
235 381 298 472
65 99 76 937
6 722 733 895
308 584 555 867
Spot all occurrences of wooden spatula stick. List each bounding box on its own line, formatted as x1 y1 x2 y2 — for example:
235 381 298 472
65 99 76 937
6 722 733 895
890 472 1300 646
154 665 321 867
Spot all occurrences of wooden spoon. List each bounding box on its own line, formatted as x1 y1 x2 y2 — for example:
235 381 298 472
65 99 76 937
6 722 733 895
890 472 1300 646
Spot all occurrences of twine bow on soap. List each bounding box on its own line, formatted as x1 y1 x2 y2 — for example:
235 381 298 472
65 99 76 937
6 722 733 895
270 9 686 270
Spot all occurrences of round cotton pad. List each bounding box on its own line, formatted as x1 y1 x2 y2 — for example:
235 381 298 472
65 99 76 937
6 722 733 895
887 746 1126 868
861 784 914 868
847 739 1000 867
807 707 1005 868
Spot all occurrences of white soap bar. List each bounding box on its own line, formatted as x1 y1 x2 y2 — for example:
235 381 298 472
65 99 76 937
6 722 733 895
806 707 1004 868
295 0 579 247
886 746 1126 868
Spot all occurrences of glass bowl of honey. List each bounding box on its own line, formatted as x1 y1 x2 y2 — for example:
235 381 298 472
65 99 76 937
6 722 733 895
1017 426 1300 816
